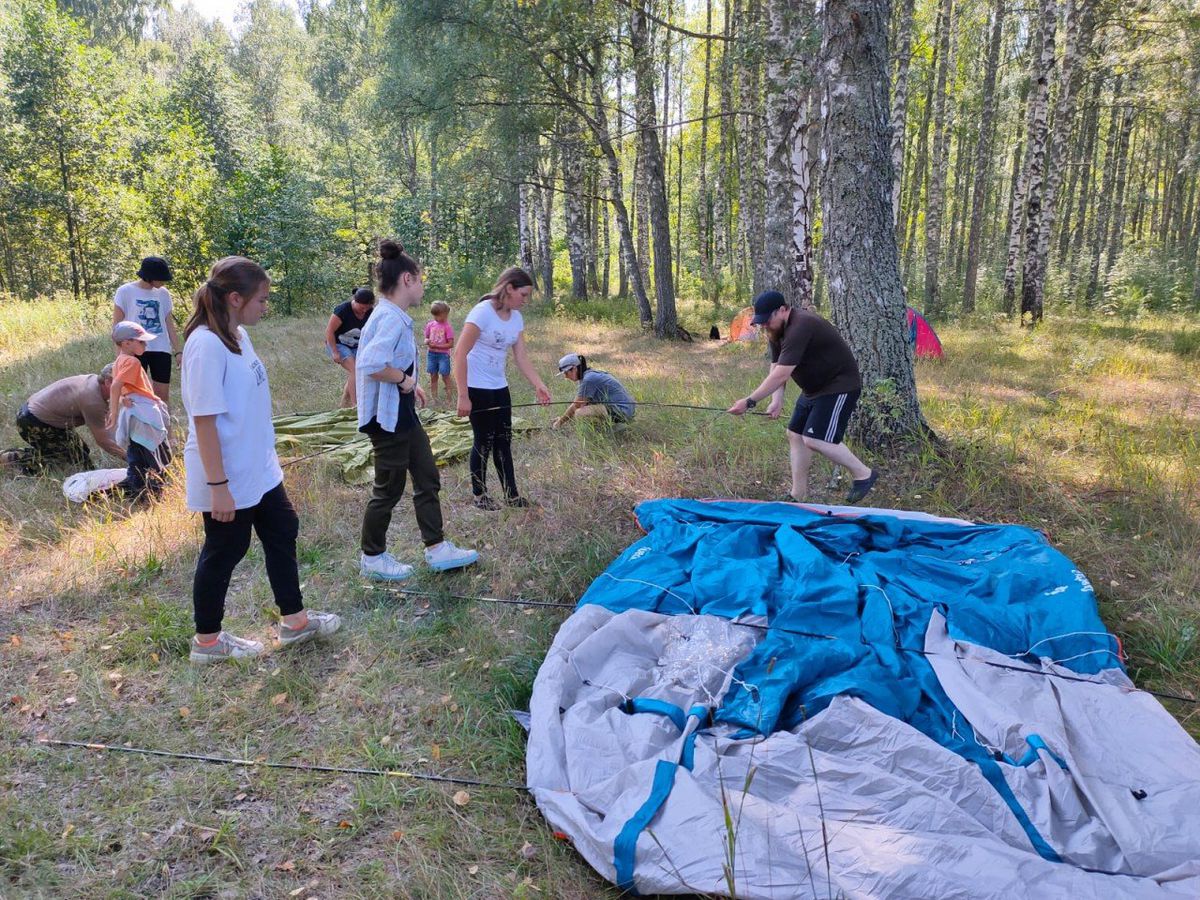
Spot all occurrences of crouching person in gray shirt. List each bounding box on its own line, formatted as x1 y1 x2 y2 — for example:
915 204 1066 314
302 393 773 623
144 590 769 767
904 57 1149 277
552 353 636 428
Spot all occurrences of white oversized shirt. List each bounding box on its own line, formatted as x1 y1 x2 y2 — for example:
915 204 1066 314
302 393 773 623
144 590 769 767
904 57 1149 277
114 282 173 353
464 299 523 389
182 325 282 511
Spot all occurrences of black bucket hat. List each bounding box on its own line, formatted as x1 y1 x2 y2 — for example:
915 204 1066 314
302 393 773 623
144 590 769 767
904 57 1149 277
137 256 173 283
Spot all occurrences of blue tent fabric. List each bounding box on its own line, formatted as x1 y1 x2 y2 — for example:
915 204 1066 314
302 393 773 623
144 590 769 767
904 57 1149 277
530 500 1200 897
577 500 1118 865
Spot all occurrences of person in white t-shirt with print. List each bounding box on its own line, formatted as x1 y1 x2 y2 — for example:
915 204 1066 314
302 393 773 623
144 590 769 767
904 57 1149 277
181 256 341 665
112 256 182 408
452 267 551 510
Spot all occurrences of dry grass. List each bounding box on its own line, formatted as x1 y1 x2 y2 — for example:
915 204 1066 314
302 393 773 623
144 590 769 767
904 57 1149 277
1 296 1198 896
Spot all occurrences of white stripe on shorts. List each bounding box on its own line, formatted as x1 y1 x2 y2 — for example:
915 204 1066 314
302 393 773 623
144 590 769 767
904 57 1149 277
825 393 848 442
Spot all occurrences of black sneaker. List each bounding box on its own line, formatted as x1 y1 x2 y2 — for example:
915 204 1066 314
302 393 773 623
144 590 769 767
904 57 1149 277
473 493 501 511
845 470 879 504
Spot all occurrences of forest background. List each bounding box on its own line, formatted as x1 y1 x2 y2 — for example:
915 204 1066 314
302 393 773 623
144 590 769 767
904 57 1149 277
2 0 1198 333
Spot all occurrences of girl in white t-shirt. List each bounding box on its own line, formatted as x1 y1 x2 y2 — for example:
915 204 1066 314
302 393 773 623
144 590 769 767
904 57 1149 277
181 256 341 664
452 267 551 509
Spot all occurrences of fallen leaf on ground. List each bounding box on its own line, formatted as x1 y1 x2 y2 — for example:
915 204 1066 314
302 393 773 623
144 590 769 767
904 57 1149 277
468 865 479 875
520 841 537 860
431 744 441 760
391 829 404 841
271 692 288 706
178 707 190 718
9 635 21 647
61 823 75 839
452 790 470 807
337 820 352 829
275 860 296 872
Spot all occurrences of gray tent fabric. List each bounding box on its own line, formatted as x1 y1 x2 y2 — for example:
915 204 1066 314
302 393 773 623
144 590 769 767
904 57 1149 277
527 604 1200 897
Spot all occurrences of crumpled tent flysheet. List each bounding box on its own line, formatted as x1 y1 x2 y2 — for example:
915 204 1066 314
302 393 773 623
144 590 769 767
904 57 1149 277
526 499 1200 898
272 407 539 484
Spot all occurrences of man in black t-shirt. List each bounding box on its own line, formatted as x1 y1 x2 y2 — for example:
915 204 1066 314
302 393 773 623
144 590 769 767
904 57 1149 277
727 291 879 503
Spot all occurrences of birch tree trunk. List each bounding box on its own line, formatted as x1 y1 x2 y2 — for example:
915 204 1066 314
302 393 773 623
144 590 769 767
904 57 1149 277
1018 0 1058 324
561 76 590 300
962 0 1005 312
1085 74 1122 305
1028 0 1093 318
1060 71 1101 265
792 87 817 308
1004 74 1038 314
820 0 926 444
922 0 955 315
630 1 679 338
536 148 556 302
588 42 652 324
1104 101 1136 273
890 0 917 229
763 0 802 304
901 41 938 280
714 0 735 275
696 0 714 290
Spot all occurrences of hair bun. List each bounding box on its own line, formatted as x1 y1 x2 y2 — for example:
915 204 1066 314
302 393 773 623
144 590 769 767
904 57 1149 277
379 239 404 260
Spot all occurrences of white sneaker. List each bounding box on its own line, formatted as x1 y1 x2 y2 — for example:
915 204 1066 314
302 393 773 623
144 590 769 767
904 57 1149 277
278 610 342 648
189 631 265 665
360 551 414 582
424 540 480 572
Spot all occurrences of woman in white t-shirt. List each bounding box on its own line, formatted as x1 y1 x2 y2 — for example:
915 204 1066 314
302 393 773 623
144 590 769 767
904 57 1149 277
181 256 341 664
452 267 551 509
112 256 182 408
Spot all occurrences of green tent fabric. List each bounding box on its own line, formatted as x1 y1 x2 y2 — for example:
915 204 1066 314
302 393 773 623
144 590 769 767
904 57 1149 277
272 407 539 484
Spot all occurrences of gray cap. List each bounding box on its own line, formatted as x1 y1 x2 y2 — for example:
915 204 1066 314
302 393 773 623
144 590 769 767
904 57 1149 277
112 320 155 343
557 352 583 373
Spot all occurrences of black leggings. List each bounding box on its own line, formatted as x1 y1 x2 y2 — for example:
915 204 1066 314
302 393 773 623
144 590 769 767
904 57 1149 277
468 385 518 499
192 482 303 634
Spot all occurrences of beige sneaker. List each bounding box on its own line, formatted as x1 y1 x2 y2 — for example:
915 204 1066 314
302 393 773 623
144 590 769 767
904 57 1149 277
189 632 264 665
278 610 342 648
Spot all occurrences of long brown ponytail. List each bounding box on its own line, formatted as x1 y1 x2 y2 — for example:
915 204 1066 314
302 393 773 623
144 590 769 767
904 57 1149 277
184 256 269 355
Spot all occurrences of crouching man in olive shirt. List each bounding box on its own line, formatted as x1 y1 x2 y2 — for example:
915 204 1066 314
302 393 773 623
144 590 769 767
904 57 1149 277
727 291 879 504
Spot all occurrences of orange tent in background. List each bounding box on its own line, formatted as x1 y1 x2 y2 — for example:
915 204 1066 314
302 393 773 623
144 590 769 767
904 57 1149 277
729 306 760 342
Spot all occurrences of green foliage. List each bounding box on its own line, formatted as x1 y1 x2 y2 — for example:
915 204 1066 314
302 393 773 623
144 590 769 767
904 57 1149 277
1103 243 1194 318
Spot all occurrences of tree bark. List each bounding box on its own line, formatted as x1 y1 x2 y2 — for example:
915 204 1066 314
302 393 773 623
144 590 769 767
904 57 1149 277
587 41 652 323
922 0 955 316
791 87 818 308
763 0 805 305
1018 0 1059 324
696 0 714 290
536 147 556 302
714 0 736 275
1060 70 1101 266
1104 97 1136 273
561 74 590 300
820 0 926 445
630 1 679 338
1004 72 1038 315
1029 0 1093 317
1085 73 1122 305
890 0 917 229
962 0 1005 313
901 37 938 281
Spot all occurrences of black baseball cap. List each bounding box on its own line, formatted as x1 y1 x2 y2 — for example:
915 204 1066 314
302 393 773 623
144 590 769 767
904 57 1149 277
749 290 787 325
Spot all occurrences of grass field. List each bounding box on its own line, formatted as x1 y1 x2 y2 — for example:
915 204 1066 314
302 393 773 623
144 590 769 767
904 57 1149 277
1 296 1198 898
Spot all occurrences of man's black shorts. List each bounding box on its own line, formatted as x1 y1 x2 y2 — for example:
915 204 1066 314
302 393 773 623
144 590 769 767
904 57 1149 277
787 390 860 444
139 350 172 384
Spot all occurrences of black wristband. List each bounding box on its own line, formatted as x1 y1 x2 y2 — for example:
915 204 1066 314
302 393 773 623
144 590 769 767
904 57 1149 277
744 396 758 409
207 479 229 486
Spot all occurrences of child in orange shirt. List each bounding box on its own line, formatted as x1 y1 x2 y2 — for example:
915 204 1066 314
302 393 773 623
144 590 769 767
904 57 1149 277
108 320 169 499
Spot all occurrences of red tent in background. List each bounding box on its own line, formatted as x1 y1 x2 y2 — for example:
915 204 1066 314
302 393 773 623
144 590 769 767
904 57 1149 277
906 306 944 358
